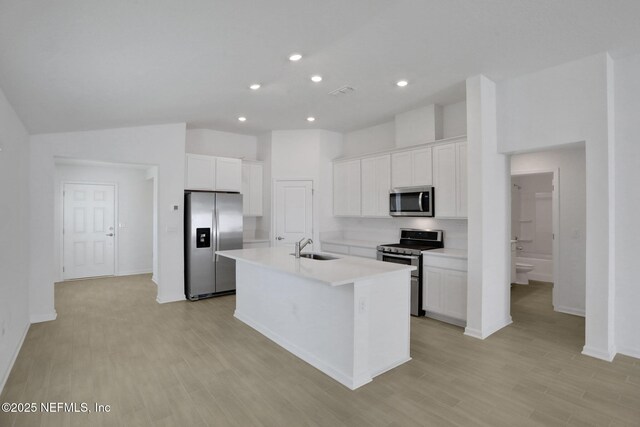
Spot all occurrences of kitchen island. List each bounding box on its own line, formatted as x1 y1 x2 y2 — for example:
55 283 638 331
216 247 416 390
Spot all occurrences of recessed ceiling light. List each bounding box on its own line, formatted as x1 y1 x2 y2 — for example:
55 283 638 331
249 83 261 90
396 80 408 87
311 75 322 83
289 53 302 62
307 117 315 122
238 116 247 122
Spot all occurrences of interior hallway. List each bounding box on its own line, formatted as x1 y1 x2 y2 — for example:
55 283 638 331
1 275 638 426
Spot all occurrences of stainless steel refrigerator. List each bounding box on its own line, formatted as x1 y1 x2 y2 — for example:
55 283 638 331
184 191 243 300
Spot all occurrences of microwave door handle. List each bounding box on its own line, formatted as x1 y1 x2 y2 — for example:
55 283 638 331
418 192 423 212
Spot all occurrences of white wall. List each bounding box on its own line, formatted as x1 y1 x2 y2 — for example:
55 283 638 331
442 100 467 138
29 123 186 322
270 129 343 248
255 132 272 241
511 147 586 315
342 101 467 157
53 163 154 281
613 53 640 358
497 53 614 360
0 88 31 393
186 129 258 159
342 121 395 158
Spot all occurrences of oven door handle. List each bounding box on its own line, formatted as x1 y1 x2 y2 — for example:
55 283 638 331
418 192 423 212
379 252 420 260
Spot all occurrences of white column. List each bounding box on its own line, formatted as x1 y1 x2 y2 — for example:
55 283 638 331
465 75 512 339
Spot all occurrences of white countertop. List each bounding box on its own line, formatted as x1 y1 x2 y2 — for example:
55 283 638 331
422 248 468 259
217 247 415 286
320 238 381 249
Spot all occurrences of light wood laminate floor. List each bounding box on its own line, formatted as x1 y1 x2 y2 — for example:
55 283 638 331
1 276 638 426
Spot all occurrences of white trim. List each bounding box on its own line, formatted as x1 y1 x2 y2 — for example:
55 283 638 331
555 305 585 317
151 275 158 285
116 269 153 277
235 309 370 390
528 272 553 282
616 346 640 360
582 345 616 362
156 293 185 304
30 311 57 323
0 320 30 395
464 316 513 340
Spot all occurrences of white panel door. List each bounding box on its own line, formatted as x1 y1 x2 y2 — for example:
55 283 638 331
63 183 116 280
185 154 215 190
433 143 457 217
412 147 433 186
215 157 242 192
274 180 313 248
361 155 390 217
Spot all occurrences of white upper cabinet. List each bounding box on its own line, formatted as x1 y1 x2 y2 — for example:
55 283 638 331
391 147 432 188
185 153 242 192
242 161 263 217
433 141 467 218
333 160 361 216
361 155 391 217
185 154 215 190
215 157 242 192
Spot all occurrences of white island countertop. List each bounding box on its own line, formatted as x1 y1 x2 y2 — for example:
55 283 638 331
217 247 416 286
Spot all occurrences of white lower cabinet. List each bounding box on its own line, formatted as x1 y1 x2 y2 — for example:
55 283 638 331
422 254 467 326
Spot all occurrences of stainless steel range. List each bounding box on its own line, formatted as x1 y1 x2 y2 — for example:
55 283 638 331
377 229 444 316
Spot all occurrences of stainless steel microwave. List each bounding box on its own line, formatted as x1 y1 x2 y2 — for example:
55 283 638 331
389 186 434 217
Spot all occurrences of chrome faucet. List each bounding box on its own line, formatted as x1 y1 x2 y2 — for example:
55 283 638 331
295 238 313 258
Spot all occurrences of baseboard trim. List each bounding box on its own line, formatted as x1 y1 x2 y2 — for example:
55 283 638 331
555 305 585 317
30 311 57 323
615 346 640 360
156 293 185 304
0 320 30 395
235 309 370 390
116 269 153 277
151 275 158 285
582 345 616 362
464 316 513 340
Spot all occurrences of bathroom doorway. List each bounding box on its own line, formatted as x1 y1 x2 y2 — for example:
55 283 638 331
510 171 558 290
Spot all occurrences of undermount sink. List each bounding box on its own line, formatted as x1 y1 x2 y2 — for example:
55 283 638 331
290 253 340 261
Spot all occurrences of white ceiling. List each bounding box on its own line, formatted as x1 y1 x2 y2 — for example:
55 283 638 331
1 0 639 135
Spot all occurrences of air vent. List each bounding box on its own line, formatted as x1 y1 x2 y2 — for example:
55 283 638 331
328 86 355 96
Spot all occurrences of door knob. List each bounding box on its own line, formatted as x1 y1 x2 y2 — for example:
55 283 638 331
276 236 284 240
106 233 114 237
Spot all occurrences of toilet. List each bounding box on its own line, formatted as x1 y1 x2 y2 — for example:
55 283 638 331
515 263 534 285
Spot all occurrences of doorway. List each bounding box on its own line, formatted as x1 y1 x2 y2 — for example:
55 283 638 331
63 183 116 279
273 180 313 248
508 145 586 351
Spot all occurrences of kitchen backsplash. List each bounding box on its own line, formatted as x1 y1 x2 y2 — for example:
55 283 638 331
324 217 468 250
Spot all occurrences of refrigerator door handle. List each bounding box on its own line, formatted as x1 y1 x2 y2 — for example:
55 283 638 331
214 208 220 262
